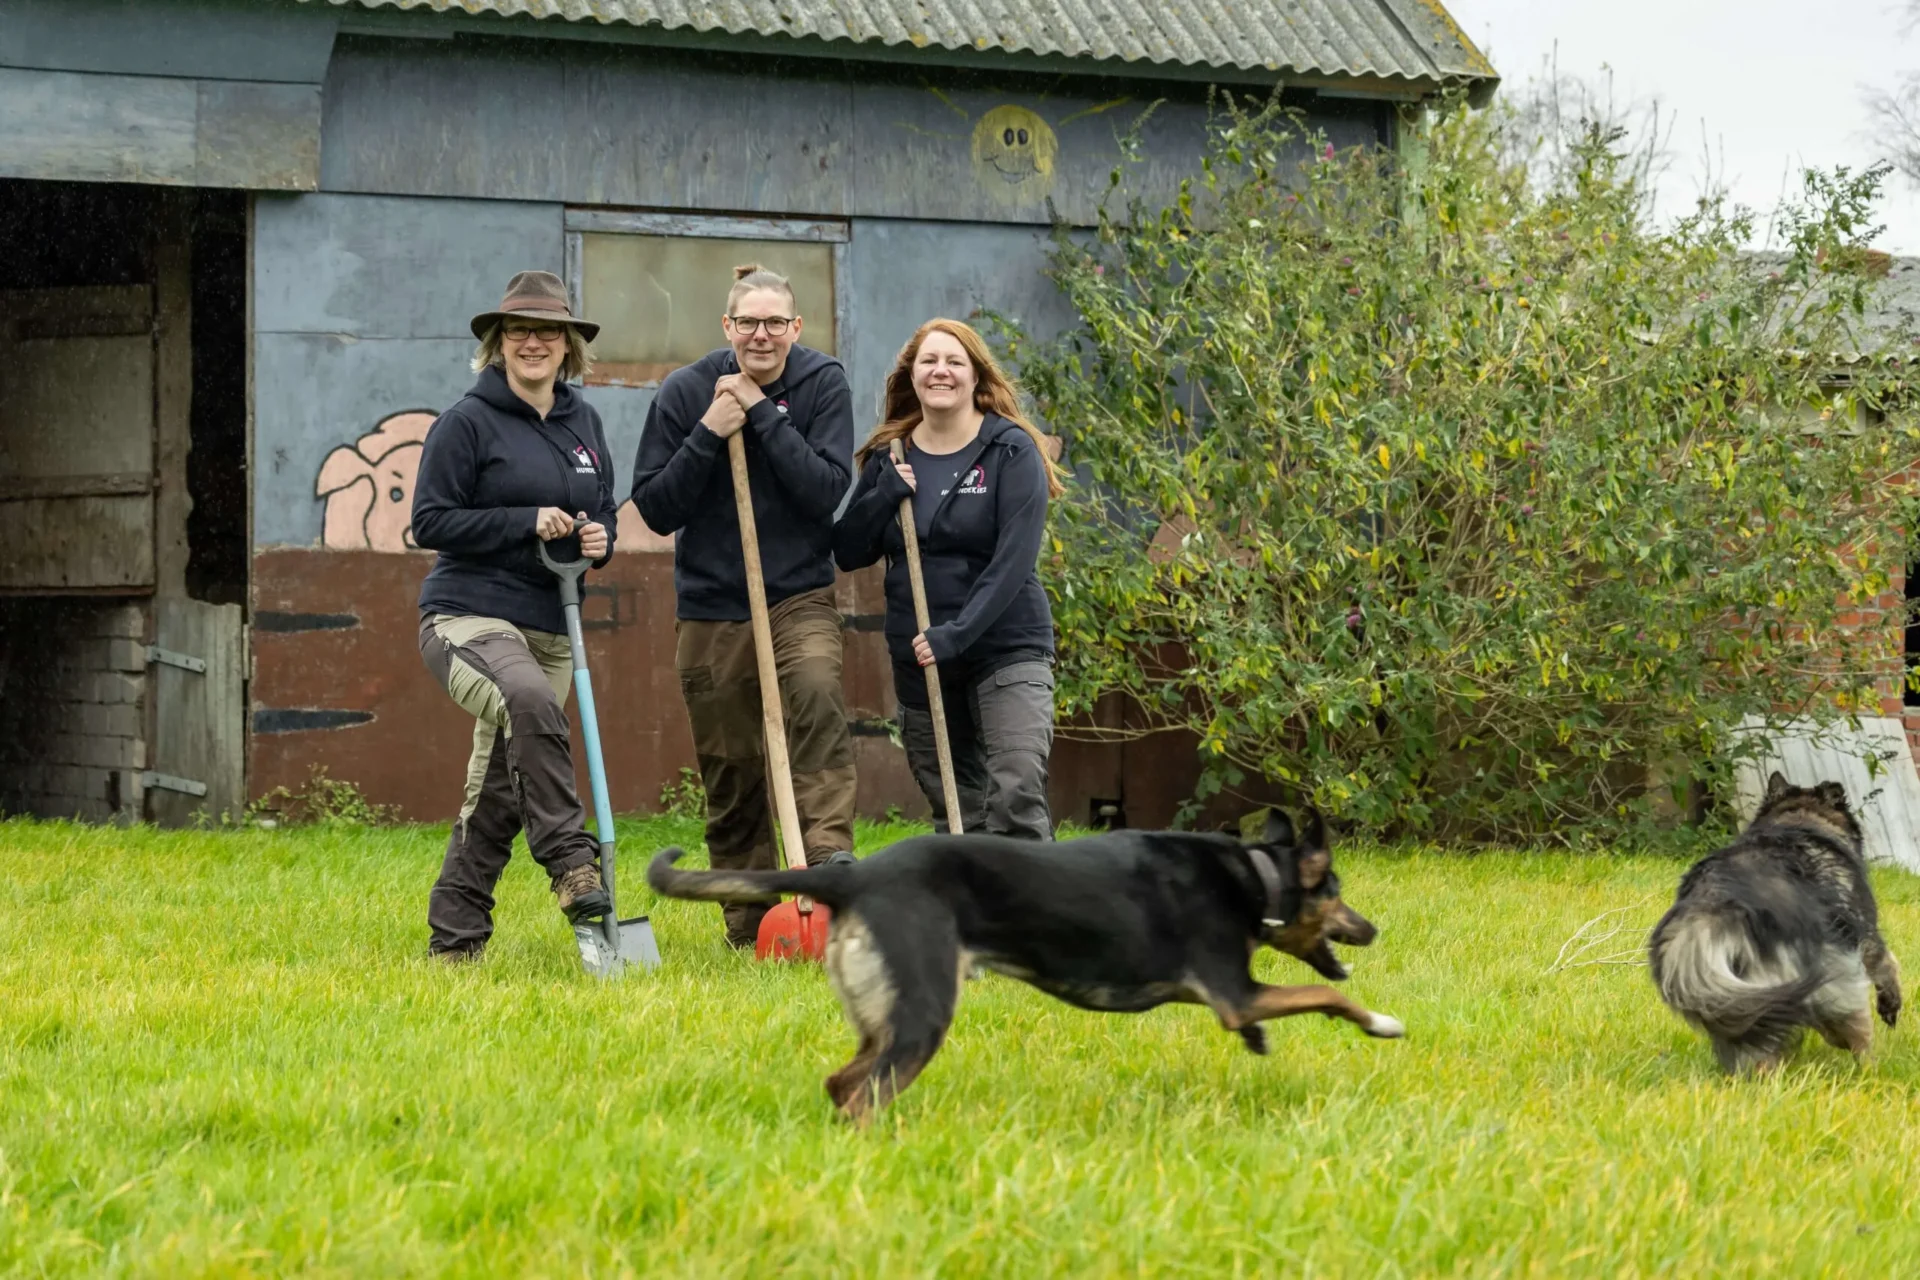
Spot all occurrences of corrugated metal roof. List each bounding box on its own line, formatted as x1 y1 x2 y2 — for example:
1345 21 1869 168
310 0 1496 92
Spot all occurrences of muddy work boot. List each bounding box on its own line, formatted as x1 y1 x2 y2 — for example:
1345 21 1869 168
553 861 611 923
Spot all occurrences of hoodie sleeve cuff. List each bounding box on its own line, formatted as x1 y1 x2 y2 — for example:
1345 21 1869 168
924 624 959 665
877 462 914 504
745 398 784 435
686 423 725 456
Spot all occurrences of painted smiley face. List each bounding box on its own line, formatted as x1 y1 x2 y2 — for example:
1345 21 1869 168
971 105 1058 199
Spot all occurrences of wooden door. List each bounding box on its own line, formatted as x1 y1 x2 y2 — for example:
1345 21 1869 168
146 598 247 825
0 285 156 590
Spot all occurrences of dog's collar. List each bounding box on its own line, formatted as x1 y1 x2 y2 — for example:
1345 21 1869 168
1246 846 1290 929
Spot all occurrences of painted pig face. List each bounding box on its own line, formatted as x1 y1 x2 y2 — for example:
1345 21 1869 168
316 411 437 552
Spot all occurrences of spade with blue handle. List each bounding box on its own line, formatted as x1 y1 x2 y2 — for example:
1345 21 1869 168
539 525 660 978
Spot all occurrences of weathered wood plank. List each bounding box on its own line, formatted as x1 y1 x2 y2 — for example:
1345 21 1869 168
564 209 849 242
0 66 196 184
195 79 322 191
148 598 247 826
0 0 339 84
0 66 320 189
253 194 563 339
154 194 193 599
0 494 155 590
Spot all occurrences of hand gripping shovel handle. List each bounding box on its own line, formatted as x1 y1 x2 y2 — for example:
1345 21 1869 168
727 434 815 910
890 440 964 834
537 530 622 951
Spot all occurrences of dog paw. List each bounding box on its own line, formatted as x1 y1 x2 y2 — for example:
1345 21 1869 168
1364 1012 1405 1039
1237 1026 1269 1055
1879 994 1901 1028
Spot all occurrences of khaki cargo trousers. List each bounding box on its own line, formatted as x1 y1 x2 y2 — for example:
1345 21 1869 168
419 612 600 956
675 586 857 946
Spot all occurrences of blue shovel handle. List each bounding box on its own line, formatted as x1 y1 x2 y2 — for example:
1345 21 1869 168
538 527 619 926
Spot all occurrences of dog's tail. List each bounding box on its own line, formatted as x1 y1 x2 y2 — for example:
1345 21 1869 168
1649 904 1828 1044
645 847 856 907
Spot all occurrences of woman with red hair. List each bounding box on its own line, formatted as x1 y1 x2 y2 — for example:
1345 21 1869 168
834 319 1066 839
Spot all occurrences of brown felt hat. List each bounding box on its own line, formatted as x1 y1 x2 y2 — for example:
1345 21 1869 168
469 269 600 343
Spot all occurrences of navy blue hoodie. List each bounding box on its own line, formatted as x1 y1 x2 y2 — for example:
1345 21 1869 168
833 414 1054 696
412 364 618 636
630 346 853 620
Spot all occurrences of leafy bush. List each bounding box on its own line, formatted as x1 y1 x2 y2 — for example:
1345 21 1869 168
246 766 395 827
1005 100 1920 840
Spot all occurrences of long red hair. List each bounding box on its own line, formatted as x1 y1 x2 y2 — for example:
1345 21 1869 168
857 319 1065 498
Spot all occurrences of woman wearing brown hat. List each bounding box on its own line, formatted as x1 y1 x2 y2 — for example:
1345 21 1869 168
410 269 621 961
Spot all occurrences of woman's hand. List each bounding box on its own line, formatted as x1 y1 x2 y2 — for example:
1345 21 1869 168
912 632 935 667
892 461 918 493
577 515 608 560
534 507 575 540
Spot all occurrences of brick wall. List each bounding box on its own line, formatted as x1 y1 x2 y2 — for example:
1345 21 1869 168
0 600 149 821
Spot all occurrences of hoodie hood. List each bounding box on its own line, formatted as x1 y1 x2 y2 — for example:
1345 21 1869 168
468 363 587 425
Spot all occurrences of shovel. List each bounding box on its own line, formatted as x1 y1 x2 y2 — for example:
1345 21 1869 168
890 439 964 833
726 432 833 963
540 528 660 979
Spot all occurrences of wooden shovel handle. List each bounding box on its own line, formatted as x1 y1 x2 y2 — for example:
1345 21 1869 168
728 431 814 899
891 439 965 834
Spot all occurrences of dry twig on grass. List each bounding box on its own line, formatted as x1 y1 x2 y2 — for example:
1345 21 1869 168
1544 898 1655 975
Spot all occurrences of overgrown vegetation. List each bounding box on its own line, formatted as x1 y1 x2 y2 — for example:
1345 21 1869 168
656 765 708 821
244 764 395 827
1008 99 1920 839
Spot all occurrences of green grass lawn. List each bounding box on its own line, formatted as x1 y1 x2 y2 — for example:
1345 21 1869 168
5 815 1920 1277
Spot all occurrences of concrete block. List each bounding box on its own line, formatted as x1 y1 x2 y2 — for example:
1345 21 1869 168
86 603 147 640
84 672 144 704
75 702 143 738
105 638 146 672
45 733 144 769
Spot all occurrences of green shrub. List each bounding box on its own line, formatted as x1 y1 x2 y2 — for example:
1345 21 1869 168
1005 99 1920 840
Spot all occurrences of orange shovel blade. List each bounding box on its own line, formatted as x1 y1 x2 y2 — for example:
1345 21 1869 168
756 900 832 962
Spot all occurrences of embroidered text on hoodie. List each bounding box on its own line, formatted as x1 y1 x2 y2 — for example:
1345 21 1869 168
832 413 1054 678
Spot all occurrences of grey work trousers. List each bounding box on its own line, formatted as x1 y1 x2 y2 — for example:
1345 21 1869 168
898 658 1055 840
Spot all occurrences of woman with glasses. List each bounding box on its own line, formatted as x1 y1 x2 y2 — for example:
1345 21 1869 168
630 264 857 949
411 269 621 962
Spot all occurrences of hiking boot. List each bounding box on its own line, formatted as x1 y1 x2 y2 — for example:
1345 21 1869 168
554 861 610 923
432 944 485 966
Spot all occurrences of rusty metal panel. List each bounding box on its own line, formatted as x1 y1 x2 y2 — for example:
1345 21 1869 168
305 0 1496 88
248 547 921 819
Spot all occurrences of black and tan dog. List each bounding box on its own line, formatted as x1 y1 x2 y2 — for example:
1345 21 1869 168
648 810 1404 1120
1650 773 1902 1073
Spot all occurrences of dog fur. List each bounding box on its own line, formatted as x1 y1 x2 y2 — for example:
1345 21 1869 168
647 810 1403 1121
1649 772 1902 1073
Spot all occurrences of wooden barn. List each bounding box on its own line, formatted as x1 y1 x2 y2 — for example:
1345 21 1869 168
0 0 1496 826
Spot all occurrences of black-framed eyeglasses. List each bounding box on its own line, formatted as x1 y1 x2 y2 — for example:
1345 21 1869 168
729 315 793 336
503 323 565 342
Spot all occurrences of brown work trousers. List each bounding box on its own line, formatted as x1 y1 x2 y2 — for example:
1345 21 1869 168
675 586 857 946
418 612 600 957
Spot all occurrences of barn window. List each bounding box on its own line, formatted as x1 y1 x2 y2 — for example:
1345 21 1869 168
565 211 845 388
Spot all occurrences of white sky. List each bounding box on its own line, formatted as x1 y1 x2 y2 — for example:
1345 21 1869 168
1445 0 1920 252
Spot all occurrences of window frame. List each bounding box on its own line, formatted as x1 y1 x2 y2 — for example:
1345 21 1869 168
563 208 851 388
